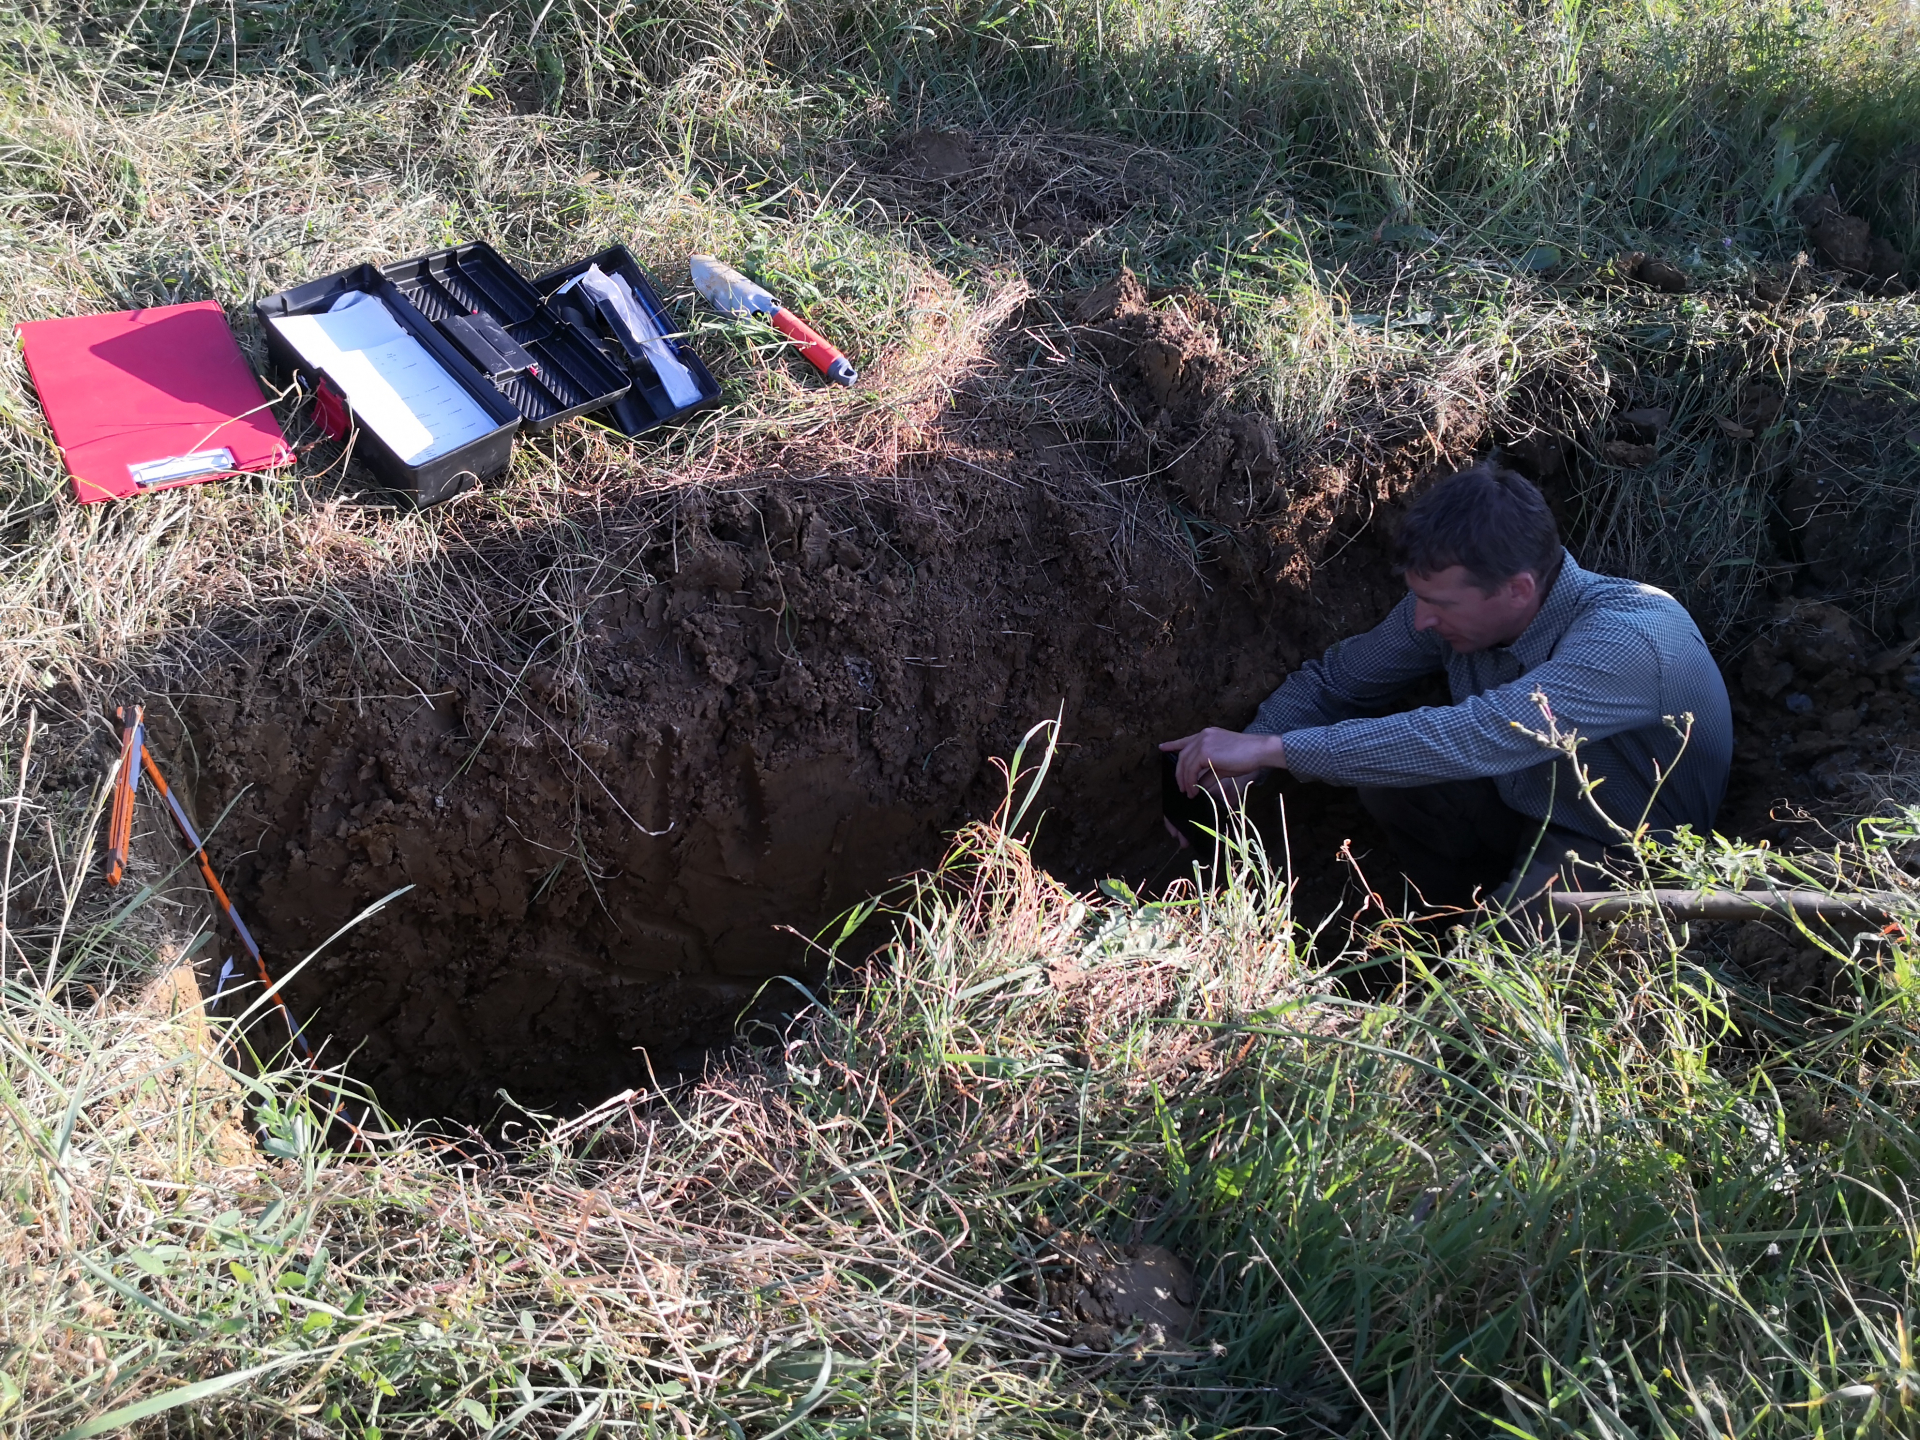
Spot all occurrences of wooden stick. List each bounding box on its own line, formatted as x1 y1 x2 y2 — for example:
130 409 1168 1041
1546 889 1915 923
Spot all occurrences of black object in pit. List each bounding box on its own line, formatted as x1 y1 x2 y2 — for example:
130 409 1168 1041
381 241 630 432
1161 749 1228 871
254 265 522 507
534 244 721 437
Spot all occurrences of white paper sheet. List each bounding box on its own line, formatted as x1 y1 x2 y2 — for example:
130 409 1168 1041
557 265 703 408
270 292 497 464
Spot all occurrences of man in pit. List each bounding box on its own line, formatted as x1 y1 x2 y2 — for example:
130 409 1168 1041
1159 459 1733 913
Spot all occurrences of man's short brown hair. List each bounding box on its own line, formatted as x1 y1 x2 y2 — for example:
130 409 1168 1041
1393 460 1562 593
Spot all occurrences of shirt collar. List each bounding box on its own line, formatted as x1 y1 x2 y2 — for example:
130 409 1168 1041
1503 549 1589 667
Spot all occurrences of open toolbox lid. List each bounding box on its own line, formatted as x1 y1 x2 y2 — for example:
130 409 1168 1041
254 264 521 508
533 245 721 437
380 241 632 434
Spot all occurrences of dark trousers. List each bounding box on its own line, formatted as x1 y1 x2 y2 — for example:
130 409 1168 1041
1358 779 1623 918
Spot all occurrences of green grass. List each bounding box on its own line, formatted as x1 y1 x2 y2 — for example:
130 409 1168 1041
13 732 1920 1435
3 0 1920 1433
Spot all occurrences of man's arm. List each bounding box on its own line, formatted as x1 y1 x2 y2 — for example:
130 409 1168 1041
1280 618 1666 787
1161 728 1287 797
1161 596 1448 797
1247 594 1449 736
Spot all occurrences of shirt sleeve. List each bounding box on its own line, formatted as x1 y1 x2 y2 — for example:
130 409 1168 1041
1279 616 1668 788
1247 594 1448 735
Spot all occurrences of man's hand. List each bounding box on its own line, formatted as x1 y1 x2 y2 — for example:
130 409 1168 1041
1159 728 1287 797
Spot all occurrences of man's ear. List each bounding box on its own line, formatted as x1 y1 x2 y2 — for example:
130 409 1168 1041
1506 571 1538 606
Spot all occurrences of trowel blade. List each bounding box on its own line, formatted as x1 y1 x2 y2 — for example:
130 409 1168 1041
689 254 779 317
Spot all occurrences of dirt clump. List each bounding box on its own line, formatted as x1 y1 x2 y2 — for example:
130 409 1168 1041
1617 251 1690 294
1041 1232 1197 1350
1602 403 1670 468
1801 195 1909 293
1072 268 1281 536
891 129 976 184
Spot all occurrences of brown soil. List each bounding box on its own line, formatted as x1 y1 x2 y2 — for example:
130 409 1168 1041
1800 195 1910 294
1041 1234 1198 1350
1618 252 1690 294
160 272 1433 1124
1723 600 1920 836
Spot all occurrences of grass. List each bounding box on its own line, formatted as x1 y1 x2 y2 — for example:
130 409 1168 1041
2 0 1920 1433
13 727 1920 1435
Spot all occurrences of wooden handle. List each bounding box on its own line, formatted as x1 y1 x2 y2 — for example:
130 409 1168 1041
1546 889 1912 923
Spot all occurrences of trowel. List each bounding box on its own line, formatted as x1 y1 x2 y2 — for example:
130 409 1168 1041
689 255 857 387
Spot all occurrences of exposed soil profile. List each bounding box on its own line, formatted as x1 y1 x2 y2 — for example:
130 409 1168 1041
150 269 1914 1124
157 273 1430 1124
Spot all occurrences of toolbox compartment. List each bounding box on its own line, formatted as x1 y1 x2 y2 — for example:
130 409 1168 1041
254 264 521 507
381 242 631 432
533 245 721 437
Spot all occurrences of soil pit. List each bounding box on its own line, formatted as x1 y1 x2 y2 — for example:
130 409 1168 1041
156 270 1914 1124
162 273 1430 1123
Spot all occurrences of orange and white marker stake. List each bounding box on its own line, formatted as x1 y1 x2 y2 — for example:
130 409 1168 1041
106 705 144 886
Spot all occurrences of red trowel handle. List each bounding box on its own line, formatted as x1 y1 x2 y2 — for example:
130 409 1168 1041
771 308 857 387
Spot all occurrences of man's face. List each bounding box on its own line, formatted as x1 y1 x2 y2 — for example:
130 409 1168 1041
1406 566 1540 653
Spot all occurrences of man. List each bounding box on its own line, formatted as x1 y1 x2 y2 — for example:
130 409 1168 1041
1160 460 1732 913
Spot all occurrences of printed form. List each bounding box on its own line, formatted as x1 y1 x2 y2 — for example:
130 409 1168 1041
270 292 496 463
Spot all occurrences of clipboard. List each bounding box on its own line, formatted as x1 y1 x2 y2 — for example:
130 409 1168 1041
15 300 292 504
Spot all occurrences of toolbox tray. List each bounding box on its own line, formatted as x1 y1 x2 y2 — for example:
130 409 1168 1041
254 264 521 507
381 242 630 432
533 245 720 437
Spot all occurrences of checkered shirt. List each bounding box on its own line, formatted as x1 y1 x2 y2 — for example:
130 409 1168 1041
1249 551 1733 844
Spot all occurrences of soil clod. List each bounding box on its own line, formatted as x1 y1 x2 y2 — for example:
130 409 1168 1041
1045 1236 1198 1349
1801 195 1910 292
1618 251 1690 293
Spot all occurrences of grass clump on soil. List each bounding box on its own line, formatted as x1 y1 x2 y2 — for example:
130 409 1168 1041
3 0 1920 1434
14 736 1920 1436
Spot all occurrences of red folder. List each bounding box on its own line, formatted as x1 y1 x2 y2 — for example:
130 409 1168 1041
16 300 292 504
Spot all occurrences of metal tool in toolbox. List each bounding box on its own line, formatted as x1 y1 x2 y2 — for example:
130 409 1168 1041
690 255 857 387
438 308 543 384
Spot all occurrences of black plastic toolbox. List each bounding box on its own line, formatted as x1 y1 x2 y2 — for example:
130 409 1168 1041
255 265 521 507
533 245 721 436
381 242 631 432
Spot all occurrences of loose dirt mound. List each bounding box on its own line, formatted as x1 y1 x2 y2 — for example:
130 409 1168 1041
1041 1233 1198 1350
166 277 1439 1122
